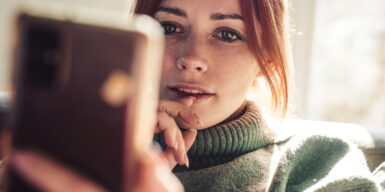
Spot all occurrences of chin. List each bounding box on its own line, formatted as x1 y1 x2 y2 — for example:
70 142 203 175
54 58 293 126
175 117 220 130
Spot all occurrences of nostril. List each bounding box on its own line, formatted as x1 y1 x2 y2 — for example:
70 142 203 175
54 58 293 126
177 57 207 72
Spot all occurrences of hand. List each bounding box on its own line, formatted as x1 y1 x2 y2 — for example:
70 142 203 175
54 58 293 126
11 151 108 192
11 149 184 192
5 98 200 191
156 97 200 168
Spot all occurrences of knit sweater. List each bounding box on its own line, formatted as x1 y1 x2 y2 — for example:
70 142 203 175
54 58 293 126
157 101 382 192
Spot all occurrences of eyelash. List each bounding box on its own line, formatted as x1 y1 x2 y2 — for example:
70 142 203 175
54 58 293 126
160 22 183 35
159 22 244 43
213 27 244 42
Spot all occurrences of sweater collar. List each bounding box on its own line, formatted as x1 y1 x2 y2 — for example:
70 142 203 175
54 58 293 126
176 101 276 171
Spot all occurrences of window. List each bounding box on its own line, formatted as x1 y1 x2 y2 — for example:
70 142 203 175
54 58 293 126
292 0 385 130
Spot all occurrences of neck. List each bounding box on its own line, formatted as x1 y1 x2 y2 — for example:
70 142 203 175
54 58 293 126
220 100 247 125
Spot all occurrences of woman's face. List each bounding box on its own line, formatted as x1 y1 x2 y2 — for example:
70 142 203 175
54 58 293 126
155 0 260 129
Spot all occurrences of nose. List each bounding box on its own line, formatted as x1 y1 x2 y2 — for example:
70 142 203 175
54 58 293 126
176 57 208 72
176 35 208 73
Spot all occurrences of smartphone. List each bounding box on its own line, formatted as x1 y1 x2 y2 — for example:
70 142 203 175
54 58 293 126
7 2 164 191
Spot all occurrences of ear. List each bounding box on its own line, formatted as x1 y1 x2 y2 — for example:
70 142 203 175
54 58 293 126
251 74 260 87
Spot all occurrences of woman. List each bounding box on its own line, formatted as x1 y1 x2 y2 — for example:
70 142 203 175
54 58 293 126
3 0 382 191
135 0 382 191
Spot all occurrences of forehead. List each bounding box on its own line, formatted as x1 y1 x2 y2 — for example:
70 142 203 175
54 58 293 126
159 0 242 15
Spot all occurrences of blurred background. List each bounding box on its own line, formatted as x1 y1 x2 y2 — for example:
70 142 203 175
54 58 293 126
0 0 384 132
289 0 385 133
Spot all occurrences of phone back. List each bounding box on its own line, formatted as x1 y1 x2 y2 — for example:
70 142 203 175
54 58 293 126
8 7 163 192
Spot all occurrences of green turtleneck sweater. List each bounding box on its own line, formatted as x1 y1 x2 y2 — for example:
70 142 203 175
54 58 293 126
156 101 382 192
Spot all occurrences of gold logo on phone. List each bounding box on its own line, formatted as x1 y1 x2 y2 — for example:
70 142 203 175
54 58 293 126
100 70 132 107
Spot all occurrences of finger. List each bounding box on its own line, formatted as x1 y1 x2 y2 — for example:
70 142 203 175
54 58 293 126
163 129 198 168
158 97 194 114
11 151 107 192
178 96 194 106
173 128 187 166
179 110 203 127
156 111 178 150
182 129 198 151
157 111 188 165
158 99 202 126
180 129 197 167
173 129 198 167
157 111 186 165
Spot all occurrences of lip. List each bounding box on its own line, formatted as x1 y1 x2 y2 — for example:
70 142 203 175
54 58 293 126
168 83 215 103
169 83 214 94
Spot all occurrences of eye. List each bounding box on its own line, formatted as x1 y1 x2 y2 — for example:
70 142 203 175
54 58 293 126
160 22 183 35
214 28 244 42
221 31 238 41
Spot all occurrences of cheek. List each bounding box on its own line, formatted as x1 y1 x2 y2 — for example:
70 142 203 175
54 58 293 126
161 52 174 78
161 40 181 76
159 45 178 98
212 50 258 94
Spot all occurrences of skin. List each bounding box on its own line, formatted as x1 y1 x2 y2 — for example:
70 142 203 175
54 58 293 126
155 0 260 167
9 0 261 191
11 149 184 192
155 0 260 130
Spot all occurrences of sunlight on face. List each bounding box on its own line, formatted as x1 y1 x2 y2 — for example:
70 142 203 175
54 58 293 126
155 0 260 129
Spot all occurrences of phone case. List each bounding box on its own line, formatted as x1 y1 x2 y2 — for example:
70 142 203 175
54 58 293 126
8 3 164 191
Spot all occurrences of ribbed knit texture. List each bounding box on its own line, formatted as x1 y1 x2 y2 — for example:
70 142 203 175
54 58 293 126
184 101 277 171
155 101 276 171
157 101 382 192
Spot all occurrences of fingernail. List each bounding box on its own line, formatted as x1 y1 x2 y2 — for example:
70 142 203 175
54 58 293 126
184 153 189 168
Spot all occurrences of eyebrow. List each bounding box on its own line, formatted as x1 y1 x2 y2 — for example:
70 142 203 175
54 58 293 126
210 13 244 21
157 6 187 17
156 6 243 21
